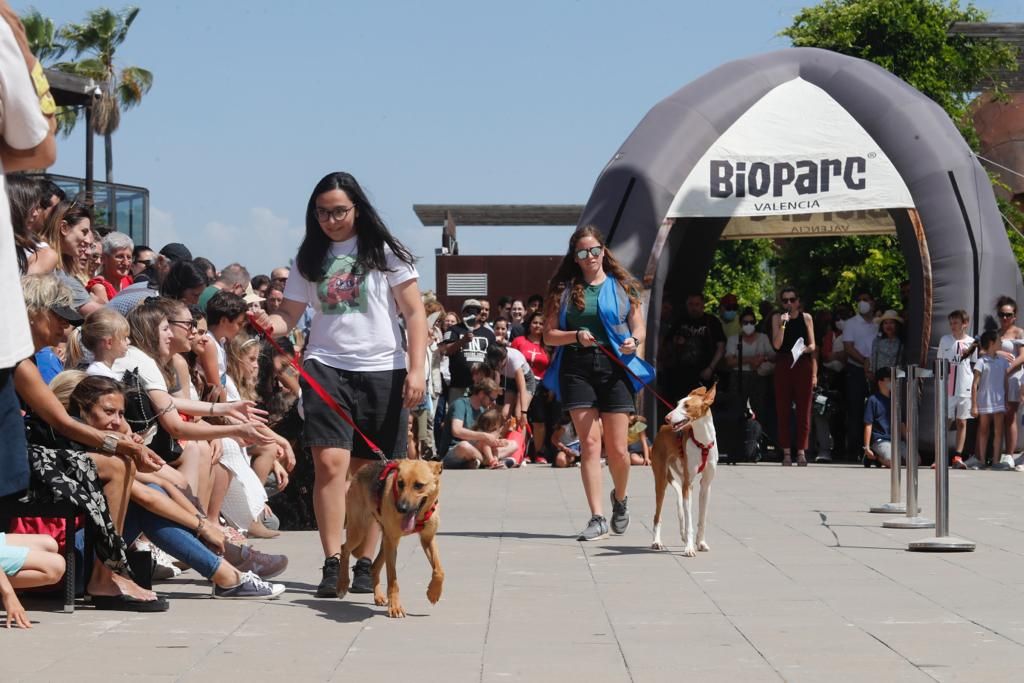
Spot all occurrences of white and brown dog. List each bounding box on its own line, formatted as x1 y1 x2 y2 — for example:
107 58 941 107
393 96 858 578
650 384 718 556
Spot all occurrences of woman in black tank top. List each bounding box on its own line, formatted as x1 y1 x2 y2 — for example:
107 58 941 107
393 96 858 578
770 287 817 467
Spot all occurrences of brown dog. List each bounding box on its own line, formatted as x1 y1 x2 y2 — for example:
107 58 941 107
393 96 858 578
650 384 718 556
338 459 444 618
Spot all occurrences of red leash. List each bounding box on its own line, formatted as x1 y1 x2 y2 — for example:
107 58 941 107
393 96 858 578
593 343 675 411
248 314 387 461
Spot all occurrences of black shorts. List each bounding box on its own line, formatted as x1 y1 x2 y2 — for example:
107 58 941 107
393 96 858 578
299 359 408 460
558 347 636 414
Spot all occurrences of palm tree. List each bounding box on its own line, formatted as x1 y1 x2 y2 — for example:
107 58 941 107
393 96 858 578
19 8 79 136
58 6 153 186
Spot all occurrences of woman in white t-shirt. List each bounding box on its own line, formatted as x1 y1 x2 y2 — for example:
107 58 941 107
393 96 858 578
260 171 426 599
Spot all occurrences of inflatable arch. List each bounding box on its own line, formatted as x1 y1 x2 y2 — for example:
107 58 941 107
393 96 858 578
579 48 1024 451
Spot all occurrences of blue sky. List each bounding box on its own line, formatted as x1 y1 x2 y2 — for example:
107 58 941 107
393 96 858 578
33 0 1024 291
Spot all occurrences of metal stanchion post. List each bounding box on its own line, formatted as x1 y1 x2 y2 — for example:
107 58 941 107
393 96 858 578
884 365 934 529
870 367 910 513
909 358 975 551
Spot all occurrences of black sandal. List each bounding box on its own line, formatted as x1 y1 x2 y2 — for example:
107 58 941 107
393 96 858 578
88 594 170 612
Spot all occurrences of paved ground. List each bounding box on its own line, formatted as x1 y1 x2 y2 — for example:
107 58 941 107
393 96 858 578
4 462 1024 682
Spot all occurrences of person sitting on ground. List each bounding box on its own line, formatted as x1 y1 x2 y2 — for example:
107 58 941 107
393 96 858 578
938 310 975 469
970 331 1009 470
66 375 287 598
87 232 135 303
474 408 516 469
0 531 65 628
862 366 902 468
443 378 514 469
549 412 581 468
627 412 651 466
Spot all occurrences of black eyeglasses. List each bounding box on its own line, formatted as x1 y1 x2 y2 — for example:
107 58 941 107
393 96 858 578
168 319 198 331
575 246 603 260
315 205 355 222
998 311 1015 319
781 297 798 303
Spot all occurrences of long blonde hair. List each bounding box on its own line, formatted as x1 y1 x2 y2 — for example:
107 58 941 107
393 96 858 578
66 307 130 369
49 370 87 410
226 334 260 401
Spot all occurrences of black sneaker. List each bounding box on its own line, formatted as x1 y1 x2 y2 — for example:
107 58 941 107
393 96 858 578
316 555 341 598
609 491 630 534
350 557 374 594
577 515 609 541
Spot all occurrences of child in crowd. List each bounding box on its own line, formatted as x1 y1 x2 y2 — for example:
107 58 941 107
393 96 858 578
938 310 975 468
1 532 66 628
475 409 511 468
65 307 131 375
550 413 581 468
863 367 900 467
627 413 651 466
970 331 1009 469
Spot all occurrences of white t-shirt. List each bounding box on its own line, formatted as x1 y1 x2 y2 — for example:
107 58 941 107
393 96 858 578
726 333 774 372
938 334 976 399
283 237 417 371
841 315 879 366
0 22 50 369
111 346 169 393
500 346 530 379
85 361 119 380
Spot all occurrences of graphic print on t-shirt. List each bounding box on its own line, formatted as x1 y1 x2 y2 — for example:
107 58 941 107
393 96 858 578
317 253 367 315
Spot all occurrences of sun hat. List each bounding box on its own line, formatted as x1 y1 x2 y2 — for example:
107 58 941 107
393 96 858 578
878 309 903 324
462 299 482 311
243 284 265 305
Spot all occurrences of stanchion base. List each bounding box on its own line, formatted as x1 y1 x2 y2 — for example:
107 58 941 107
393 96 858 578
883 516 934 529
869 502 918 514
908 536 976 552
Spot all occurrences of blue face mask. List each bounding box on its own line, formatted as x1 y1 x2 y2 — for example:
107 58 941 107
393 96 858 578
722 310 737 322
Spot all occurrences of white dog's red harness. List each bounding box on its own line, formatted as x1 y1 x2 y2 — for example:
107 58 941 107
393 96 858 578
679 433 715 474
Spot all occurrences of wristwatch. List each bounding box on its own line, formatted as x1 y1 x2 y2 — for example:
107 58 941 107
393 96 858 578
100 433 119 454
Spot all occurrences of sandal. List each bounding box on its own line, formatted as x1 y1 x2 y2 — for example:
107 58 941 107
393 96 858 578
782 455 793 466
88 594 169 612
797 454 808 467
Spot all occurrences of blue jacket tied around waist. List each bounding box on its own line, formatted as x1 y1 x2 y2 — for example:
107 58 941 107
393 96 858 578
541 276 656 402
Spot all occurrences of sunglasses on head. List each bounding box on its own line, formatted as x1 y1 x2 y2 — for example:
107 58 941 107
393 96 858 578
575 246 603 260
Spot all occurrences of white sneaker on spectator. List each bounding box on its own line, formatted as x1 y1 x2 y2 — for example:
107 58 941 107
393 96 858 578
964 456 983 470
993 454 1016 471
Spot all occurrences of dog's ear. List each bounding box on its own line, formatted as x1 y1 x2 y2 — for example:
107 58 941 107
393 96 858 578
430 461 443 477
693 386 707 397
704 383 717 406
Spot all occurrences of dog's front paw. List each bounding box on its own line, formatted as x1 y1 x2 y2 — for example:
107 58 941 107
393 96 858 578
682 545 697 557
426 578 443 604
336 580 350 599
387 602 406 618
373 590 387 607
698 541 710 552
650 542 665 551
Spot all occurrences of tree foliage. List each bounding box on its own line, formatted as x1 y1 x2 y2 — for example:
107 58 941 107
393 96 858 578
704 238 777 311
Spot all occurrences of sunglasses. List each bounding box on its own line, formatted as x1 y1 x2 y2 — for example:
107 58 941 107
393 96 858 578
168 318 198 331
575 246 603 260
998 311 1015 318
781 296 798 303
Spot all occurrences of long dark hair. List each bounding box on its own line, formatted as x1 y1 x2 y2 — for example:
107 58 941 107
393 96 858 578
7 174 42 273
544 225 641 319
295 172 415 282
160 260 208 299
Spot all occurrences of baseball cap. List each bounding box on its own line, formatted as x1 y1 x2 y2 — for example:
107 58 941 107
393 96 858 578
159 243 193 263
462 298 482 311
52 303 83 325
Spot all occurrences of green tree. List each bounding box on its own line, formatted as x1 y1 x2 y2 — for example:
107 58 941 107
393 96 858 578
57 6 153 187
703 238 777 311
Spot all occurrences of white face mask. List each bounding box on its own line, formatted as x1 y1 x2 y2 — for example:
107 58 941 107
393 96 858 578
741 323 756 336
835 319 846 332
857 301 872 315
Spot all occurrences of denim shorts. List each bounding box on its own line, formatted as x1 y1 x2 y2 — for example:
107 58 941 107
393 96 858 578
0 532 29 576
558 347 636 414
300 360 408 460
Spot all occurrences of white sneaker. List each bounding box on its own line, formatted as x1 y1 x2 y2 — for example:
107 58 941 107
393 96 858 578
964 456 983 470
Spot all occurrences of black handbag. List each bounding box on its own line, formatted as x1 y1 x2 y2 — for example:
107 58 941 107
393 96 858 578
120 367 183 462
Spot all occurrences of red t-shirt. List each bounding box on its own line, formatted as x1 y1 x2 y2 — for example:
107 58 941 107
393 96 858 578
87 275 134 300
511 335 550 379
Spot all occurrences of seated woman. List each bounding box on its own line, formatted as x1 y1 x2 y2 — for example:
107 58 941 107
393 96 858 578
87 232 135 303
1 532 66 628
68 376 286 598
15 274 167 611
